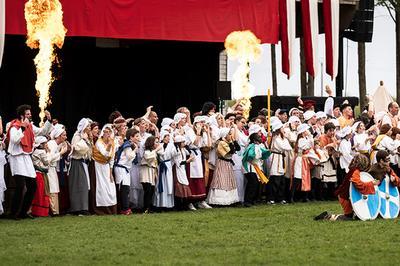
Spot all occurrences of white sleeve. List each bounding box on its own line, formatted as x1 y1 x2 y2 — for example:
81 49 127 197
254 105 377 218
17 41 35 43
237 131 248 147
9 127 24 144
324 97 334 117
381 115 392 126
339 141 353 165
33 120 53 136
275 137 293 152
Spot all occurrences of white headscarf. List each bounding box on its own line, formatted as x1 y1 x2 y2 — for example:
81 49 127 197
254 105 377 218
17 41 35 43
100 124 114 138
161 118 174 127
160 130 170 142
248 124 262 136
219 127 231 139
50 124 65 139
77 118 90 133
174 113 186 123
34 136 48 148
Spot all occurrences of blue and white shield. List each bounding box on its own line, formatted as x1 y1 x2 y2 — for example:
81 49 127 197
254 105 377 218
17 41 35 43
350 172 380 221
378 175 400 219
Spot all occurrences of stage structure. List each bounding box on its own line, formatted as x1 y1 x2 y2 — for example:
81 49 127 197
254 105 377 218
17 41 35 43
0 0 367 130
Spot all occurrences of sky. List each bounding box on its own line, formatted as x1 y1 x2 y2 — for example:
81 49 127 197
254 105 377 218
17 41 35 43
227 6 396 98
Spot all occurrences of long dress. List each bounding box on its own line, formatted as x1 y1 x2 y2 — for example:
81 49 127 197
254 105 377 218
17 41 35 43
93 138 117 214
69 132 92 213
0 149 6 215
293 136 313 192
46 140 62 215
172 147 192 200
154 142 175 208
31 149 50 217
232 129 248 203
129 132 150 209
207 140 240 205
185 126 207 201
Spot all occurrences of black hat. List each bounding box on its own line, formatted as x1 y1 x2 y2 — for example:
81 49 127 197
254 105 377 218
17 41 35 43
340 103 352 112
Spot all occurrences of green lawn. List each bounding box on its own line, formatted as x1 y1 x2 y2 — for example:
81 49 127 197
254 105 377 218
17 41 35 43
1 202 399 265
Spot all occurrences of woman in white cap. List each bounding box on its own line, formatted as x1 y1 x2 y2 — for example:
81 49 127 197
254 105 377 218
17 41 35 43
283 116 300 198
315 111 327 137
30 136 51 217
153 131 175 209
352 121 371 155
129 118 151 211
292 124 314 202
92 124 117 215
207 127 240 206
69 118 93 215
114 128 139 215
185 116 212 210
337 126 354 185
268 120 292 204
171 135 195 210
46 124 68 216
207 113 226 190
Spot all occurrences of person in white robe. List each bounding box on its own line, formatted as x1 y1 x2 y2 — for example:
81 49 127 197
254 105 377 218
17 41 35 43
268 120 292 204
114 128 138 215
69 118 93 215
153 131 175 208
129 118 150 210
7 105 37 219
0 138 6 215
338 126 354 185
232 116 248 203
352 121 371 155
185 116 212 210
46 125 68 215
93 124 117 214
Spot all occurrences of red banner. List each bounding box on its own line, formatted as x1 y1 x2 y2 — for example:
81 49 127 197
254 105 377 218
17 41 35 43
6 0 279 44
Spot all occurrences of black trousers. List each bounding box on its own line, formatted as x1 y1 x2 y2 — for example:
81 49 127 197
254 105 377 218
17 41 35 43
141 183 155 211
244 173 259 205
322 182 336 200
119 184 130 211
337 167 346 186
11 175 37 217
269 175 286 202
311 178 322 201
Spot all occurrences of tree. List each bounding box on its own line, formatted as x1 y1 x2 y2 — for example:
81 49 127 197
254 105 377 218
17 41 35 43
271 44 278 96
358 42 366 109
376 0 400 102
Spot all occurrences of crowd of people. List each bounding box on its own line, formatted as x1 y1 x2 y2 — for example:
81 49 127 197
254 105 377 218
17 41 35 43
1 85 400 220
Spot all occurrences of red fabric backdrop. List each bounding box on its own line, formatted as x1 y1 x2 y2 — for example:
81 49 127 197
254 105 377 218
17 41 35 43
6 0 279 43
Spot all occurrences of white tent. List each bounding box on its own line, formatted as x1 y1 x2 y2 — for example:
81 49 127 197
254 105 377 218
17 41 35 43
372 83 394 113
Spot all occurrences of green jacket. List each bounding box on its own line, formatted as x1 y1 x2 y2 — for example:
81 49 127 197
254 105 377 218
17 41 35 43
242 143 271 172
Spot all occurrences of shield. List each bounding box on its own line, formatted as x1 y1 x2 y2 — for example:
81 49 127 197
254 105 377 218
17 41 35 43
350 172 380 221
378 175 400 219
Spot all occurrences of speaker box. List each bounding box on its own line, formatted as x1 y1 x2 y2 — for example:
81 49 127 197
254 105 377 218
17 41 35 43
343 0 374 42
216 81 231 100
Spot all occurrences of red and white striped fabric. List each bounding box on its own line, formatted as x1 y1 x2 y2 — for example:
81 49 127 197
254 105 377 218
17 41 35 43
279 0 296 78
323 0 340 80
0 0 5 68
301 0 319 77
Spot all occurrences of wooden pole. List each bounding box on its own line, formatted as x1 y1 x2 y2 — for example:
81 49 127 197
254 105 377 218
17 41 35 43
267 88 271 134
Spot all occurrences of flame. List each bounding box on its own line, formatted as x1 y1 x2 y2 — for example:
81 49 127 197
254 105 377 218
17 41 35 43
25 0 67 124
225 30 262 118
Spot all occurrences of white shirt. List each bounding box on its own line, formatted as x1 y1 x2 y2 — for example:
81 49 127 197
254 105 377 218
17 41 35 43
339 139 353 172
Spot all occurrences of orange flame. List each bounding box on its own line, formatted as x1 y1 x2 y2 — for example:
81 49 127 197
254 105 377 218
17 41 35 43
25 0 67 124
225 30 262 118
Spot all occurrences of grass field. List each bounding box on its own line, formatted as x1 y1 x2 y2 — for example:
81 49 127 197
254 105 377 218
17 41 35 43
1 201 400 265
